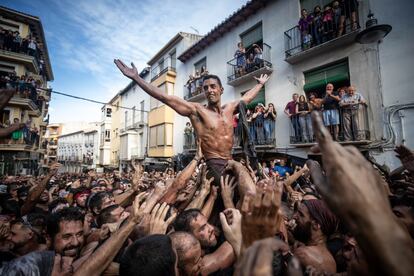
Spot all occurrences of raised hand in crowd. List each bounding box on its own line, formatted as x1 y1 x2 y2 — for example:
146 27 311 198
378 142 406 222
307 111 414 276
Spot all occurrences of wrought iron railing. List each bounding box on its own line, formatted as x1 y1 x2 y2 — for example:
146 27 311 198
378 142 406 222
289 104 370 144
284 2 360 58
227 43 272 83
150 56 176 81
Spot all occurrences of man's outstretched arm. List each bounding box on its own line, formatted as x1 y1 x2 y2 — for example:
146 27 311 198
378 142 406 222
240 74 270 104
114 59 196 116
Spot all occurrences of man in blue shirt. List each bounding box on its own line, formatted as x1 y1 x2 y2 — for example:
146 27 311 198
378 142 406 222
273 159 292 178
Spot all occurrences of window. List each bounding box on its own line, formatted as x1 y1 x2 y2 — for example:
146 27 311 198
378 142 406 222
194 57 207 73
105 130 111 142
132 106 136 125
140 101 145 122
125 111 128 128
149 124 167 147
165 124 173 146
158 59 165 73
157 124 165 146
240 22 263 49
150 84 166 110
169 50 176 69
149 127 157 147
303 59 350 97
106 108 112 117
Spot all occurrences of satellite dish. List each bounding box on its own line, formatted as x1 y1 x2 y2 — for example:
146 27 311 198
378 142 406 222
356 11 392 44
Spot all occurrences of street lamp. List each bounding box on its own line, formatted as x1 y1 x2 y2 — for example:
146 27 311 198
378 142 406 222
355 10 392 44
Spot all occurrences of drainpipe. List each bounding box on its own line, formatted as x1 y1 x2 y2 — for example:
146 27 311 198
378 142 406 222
398 110 406 145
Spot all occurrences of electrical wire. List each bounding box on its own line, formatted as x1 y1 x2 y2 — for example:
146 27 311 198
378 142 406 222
39 88 149 112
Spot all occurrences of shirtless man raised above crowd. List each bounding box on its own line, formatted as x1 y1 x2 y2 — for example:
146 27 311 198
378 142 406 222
114 59 270 180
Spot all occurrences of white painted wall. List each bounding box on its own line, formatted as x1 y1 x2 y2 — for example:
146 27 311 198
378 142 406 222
172 0 414 168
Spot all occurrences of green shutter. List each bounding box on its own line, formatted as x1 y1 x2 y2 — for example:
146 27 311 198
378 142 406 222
304 61 349 92
241 24 263 48
243 88 265 109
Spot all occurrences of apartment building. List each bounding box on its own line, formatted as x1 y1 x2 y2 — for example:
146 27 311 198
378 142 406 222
172 0 413 169
119 68 150 172
0 6 53 175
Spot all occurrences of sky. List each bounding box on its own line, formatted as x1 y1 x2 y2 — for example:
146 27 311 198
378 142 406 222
2 0 247 123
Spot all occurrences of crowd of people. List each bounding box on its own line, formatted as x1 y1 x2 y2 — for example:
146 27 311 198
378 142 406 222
0 112 412 275
185 67 210 99
285 83 367 143
298 0 359 50
233 42 264 79
0 27 40 60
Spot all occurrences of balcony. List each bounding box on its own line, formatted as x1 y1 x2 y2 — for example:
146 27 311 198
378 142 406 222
183 121 276 151
0 49 40 75
0 130 41 151
131 147 145 159
227 43 273 86
183 83 205 102
289 104 370 146
121 112 148 133
150 56 176 82
284 3 361 64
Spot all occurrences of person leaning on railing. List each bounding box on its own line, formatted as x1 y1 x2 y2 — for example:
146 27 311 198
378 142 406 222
339 85 366 141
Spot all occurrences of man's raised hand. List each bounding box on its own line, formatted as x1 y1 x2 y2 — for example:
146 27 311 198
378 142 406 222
253 74 270 85
149 202 176 235
114 59 139 80
220 208 242 258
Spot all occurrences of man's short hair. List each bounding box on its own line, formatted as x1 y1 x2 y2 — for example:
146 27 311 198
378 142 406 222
202 74 222 88
48 198 68 213
170 231 198 260
87 191 112 213
120 235 176 276
97 204 119 227
172 209 201 232
46 207 84 240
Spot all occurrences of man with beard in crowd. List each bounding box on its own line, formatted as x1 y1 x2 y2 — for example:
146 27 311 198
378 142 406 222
292 199 338 273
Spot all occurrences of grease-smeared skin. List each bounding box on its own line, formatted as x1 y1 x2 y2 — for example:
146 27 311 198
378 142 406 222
114 59 269 160
190 102 234 160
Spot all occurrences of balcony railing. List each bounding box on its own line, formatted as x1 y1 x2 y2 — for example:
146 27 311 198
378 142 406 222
184 81 205 102
227 43 272 86
284 2 361 62
183 120 276 151
289 104 370 145
1 80 43 111
150 56 176 82
122 112 148 132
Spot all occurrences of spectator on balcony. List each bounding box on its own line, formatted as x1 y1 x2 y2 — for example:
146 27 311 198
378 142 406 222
340 86 366 141
252 44 263 67
246 109 255 142
21 36 29 54
12 31 22 53
322 5 334 42
234 42 246 77
0 27 5 50
246 53 255 73
252 103 266 144
185 74 195 98
338 86 347 99
338 0 359 36
264 103 276 143
312 5 323 46
194 70 202 94
184 122 193 148
27 37 37 57
296 95 313 143
332 1 342 36
3 29 13 51
285 93 301 142
308 93 323 111
11 118 23 144
299 9 313 49
322 83 341 141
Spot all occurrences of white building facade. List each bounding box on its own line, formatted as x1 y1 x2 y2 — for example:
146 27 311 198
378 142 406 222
99 105 112 166
170 0 414 169
119 68 151 172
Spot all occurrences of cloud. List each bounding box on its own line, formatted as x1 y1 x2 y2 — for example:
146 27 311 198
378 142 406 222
50 0 247 98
